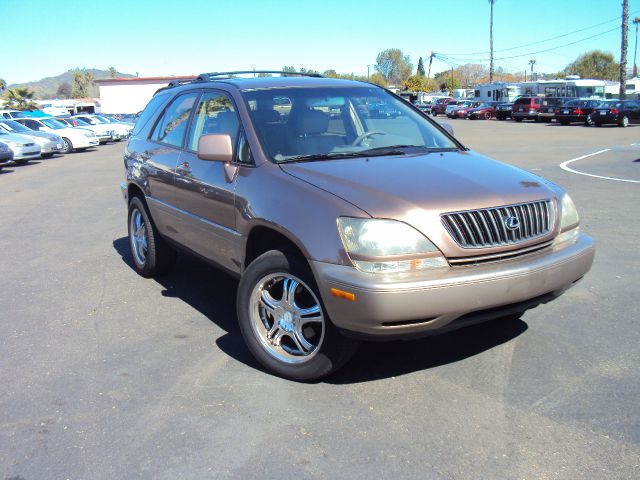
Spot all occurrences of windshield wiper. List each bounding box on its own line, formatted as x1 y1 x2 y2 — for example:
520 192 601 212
358 145 458 155
276 150 396 163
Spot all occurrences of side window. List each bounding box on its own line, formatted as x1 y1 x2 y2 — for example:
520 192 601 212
186 91 239 152
152 92 198 148
25 119 42 130
131 93 170 137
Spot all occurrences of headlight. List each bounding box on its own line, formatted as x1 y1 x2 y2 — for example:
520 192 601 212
3 140 18 147
84 132 95 138
559 193 579 231
337 217 448 273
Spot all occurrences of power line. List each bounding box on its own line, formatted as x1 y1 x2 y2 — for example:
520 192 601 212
438 9 639 57
436 26 618 63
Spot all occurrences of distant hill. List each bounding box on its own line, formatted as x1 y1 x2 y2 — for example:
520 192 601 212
7 69 136 99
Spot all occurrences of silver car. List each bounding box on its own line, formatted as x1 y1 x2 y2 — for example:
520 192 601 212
0 130 41 163
0 141 14 170
0 119 63 157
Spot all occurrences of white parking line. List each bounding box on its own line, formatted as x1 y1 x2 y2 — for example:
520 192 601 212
560 149 640 184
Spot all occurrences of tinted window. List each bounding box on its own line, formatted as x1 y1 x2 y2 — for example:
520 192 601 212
186 91 239 152
152 92 198 147
132 93 171 137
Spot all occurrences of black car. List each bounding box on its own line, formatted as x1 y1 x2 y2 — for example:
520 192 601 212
589 100 640 127
538 97 574 122
554 99 603 126
495 102 514 120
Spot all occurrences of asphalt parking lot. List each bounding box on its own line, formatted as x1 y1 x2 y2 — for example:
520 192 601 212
1 121 639 479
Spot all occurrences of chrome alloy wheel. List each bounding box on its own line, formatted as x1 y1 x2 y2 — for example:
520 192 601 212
129 208 148 265
249 273 325 363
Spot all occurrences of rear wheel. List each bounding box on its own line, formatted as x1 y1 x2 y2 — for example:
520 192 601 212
127 196 176 277
560 120 569 126
514 117 523 122
619 116 629 127
595 122 602 127
483 111 492 120
237 250 359 381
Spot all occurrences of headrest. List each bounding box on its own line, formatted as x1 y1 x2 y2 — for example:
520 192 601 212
295 109 329 135
253 109 281 124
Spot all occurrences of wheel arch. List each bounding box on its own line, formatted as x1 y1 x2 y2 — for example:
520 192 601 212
244 225 309 270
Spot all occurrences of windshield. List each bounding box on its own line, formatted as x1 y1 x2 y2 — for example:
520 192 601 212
242 86 459 163
0 120 32 133
96 115 115 123
40 118 67 130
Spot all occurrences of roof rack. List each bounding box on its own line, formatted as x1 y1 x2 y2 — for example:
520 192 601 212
167 78 196 88
196 70 323 82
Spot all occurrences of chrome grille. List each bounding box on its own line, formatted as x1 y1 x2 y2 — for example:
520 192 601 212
441 200 554 248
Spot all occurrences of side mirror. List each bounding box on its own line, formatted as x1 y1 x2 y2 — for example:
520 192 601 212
440 122 454 136
198 133 233 162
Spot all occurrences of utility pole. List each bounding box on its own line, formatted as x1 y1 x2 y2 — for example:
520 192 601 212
489 0 496 83
450 67 454 96
621 0 628 99
633 17 639 77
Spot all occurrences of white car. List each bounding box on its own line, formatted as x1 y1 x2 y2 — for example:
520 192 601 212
14 117 99 153
0 130 41 163
0 109 28 120
0 119 63 157
56 117 114 144
73 114 132 140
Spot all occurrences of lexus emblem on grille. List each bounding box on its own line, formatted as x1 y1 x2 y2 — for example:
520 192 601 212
505 216 520 231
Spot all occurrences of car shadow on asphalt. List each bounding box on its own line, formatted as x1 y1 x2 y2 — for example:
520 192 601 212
113 236 529 384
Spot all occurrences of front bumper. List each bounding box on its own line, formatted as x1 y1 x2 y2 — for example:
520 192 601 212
74 137 100 148
13 146 41 160
40 140 63 154
311 233 595 338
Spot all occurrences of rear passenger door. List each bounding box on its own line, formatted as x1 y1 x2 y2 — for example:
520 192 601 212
172 90 243 271
624 101 640 123
143 91 199 241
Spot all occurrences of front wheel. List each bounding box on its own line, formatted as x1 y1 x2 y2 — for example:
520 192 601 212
483 112 492 120
514 117 523 122
237 250 358 381
619 116 629 127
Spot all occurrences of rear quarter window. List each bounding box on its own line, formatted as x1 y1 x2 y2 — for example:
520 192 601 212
131 93 171 137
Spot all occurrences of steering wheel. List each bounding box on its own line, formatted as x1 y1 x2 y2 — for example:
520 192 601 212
351 130 385 146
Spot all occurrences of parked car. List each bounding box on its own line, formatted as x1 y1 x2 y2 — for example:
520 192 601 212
511 96 543 122
72 114 132 140
444 100 468 118
554 99 604 126
56 116 114 144
449 101 483 119
538 97 573 122
0 109 28 120
494 102 513 120
0 119 64 157
588 99 640 127
0 130 41 163
430 97 454 116
13 117 99 153
465 101 499 120
0 141 14 171
121 72 594 381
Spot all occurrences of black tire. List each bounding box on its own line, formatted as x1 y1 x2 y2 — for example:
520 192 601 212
127 195 176 277
483 111 492 120
237 250 359 381
61 138 73 154
560 120 569 126
619 116 629 128
514 117 523 122
41 153 54 159
595 122 602 127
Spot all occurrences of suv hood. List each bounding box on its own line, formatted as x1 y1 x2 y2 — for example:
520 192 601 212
280 150 561 255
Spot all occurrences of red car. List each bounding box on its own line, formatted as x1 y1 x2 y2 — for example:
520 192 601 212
465 102 499 120
430 97 454 116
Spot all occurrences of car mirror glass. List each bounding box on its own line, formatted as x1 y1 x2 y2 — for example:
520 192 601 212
198 133 233 162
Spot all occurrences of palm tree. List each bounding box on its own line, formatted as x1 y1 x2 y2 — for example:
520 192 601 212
620 0 628 99
0 78 6 92
633 17 640 77
2 87 39 111
489 0 495 83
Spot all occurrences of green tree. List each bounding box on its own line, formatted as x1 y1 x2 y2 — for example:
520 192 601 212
2 87 39 110
0 78 6 92
417 57 425 77
404 75 434 92
71 69 94 98
374 48 413 85
108 67 117 78
281 66 297 76
564 50 619 80
367 72 388 87
56 81 72 98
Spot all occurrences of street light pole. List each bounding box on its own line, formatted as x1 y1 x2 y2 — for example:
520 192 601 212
367 65 370 80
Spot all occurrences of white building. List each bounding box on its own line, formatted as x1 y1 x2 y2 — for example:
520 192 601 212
95 76 196 114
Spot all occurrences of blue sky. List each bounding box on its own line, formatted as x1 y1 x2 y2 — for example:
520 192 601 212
1 0 638 84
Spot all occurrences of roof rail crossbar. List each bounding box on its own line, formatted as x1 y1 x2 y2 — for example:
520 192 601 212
196 70 323 82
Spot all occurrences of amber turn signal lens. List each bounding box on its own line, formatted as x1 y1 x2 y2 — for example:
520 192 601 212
330 288 356 302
